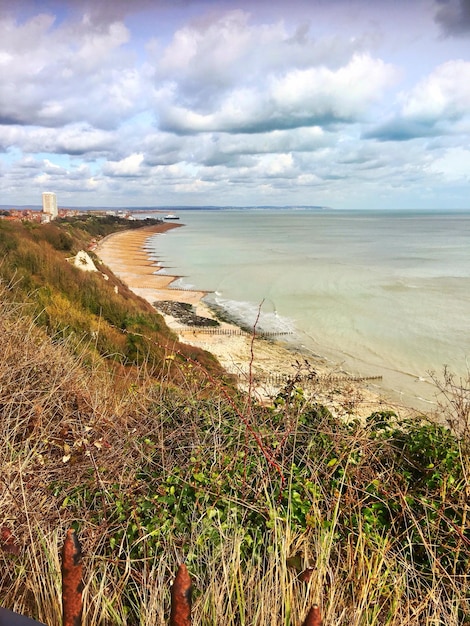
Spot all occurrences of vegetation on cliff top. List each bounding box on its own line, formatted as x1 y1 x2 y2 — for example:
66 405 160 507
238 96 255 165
0 216 469 625
0 216 222 378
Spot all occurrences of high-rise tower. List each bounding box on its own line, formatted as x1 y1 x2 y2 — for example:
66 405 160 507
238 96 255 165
42 192 58 220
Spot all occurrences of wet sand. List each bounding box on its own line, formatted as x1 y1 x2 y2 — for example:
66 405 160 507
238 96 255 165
95 223 409 418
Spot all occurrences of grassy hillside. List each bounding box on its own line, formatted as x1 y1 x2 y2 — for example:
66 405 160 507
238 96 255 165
0 216 223 378
0 217 469 625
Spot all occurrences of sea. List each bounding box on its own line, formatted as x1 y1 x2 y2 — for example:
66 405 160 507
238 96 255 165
145 208 470 410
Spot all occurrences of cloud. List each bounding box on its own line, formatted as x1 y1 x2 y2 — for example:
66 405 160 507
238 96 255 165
153 9 383 106
366 60 470 141
0 0 185 27
0 12 146 129
158 53 397 134
103 153 145 177
401 60 470 121
0 124 116 155
435 0 470 36
268 53 396 119
364 119 438 141
197 127 328 166
1 153 100 199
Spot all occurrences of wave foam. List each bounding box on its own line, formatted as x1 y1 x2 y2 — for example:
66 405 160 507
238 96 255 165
208 294 296 336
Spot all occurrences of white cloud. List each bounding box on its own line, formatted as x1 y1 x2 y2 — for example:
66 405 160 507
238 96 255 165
74 20 129 69
104 153 145 176
0 13 142 128
401 60 470 122
254 153 296 178
269 53 397 118
154 9 381 109
156 10 277 99
0 124 116 155
158 53 397 134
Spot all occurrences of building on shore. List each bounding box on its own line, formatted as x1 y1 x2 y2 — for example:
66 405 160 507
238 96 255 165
42 192 58 221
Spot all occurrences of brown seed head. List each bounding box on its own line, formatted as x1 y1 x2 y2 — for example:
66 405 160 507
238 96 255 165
170 563 192 626
61 528 83 626
302 604 322 626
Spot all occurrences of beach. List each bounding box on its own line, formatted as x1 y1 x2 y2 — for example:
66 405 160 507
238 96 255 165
95 223 412 419
94 222 209 305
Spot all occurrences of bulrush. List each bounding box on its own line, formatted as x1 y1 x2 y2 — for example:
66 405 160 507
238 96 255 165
302 604 323 626
61 529 83 626
170 563 193 626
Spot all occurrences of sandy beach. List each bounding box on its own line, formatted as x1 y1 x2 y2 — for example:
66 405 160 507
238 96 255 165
95 223 407 418
95 222 209 305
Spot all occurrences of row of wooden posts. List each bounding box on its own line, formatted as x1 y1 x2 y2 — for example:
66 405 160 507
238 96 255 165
180 326 294 338
3 529 322 625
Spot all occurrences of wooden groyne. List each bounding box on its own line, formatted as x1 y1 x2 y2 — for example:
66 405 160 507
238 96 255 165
180 326 294 338
168 286 212 294
242 372 383 386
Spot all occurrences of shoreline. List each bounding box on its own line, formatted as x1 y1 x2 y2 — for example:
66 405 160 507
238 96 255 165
95 222 210 305
95 223 415 419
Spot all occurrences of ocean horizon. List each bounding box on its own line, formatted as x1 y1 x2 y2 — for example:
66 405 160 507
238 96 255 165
144 207 469 409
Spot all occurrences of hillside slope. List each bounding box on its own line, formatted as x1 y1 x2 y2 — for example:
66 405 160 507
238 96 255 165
0 216 223 378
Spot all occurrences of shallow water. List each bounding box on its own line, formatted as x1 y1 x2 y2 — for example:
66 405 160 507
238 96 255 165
149 208 470 408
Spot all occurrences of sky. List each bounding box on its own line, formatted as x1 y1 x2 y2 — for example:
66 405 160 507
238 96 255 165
1 0 469 209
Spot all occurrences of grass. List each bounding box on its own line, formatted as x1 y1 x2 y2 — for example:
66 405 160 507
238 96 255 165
0 218 469 624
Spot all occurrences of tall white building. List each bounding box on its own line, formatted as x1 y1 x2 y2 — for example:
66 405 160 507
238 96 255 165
42 192 58 220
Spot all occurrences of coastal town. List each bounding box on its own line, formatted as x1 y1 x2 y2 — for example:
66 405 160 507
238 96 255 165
0 192 136 223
